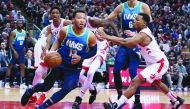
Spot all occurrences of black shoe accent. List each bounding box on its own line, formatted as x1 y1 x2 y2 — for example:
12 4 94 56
170 96 185 109
103 102 117 109
132 101 142 109
72 96 82 109
21 88 33 106
89 87 97 104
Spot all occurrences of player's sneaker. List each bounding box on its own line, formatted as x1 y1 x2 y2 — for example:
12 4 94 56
28 96 37 104
20 83 27 89
103 102 118 109
36 93 46 105
21 88 33 106
72 96 82 109
5 82 11 88
132 101 142 109
170 96 185 109
89 86 97 104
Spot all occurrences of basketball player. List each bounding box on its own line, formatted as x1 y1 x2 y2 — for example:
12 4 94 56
5 20 27 89
104 0 153 108
72 16 120 109
97 13 184 109
30 6 71 105
21 10 97 109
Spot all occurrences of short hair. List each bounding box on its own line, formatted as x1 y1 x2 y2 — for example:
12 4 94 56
138 13 150 25
72 10 86 18
50 6 61 14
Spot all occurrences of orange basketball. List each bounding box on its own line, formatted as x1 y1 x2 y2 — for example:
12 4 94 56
44 51 62 68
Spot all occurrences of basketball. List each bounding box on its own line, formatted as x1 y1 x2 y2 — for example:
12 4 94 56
44 51 62 68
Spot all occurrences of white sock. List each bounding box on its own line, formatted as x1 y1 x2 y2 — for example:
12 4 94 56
116 95 128 108
166 91 177 102
89 84 95 90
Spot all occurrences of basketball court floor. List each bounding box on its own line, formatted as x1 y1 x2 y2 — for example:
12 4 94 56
0 88 189 109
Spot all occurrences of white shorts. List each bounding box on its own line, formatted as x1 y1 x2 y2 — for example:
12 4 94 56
82 40 109 68
34 37 47 67
82 49 107 68
138 58 169 83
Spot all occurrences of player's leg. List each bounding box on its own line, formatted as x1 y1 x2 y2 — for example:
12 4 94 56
32 64 48 86
104 76 145 109
128 49 141 109
113 46 128 99
5 50 15 88
21 68 59 106
73 56 102 108
38 69 80 109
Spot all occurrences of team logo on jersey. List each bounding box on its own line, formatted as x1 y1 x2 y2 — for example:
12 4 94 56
66 39 84 51
123 13 138 20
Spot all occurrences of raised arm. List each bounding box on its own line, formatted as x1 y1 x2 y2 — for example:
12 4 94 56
50 26 67 51
142 3 153 22
105 4 122 21
88 17 121 37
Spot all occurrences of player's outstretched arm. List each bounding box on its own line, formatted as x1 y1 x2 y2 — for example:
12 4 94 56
97 27 143 48
89 17 121 37
50 26 67 51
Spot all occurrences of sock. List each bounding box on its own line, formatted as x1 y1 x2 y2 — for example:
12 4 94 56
116 95 128 108
135 94 140 103
166 91 177 102
32 65 48 86
89 84 95 90
21 77 26 84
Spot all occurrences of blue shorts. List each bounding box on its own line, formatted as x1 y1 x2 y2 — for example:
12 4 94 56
113 46 140 75
9 49 25 65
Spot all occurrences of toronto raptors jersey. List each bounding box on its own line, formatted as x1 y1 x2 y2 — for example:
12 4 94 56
50 18 65 41
86 16 109 52
137 27 167 65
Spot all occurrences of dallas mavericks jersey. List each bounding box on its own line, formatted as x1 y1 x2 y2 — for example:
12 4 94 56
121 1 143 33
58 25 91 65
12 29 26 50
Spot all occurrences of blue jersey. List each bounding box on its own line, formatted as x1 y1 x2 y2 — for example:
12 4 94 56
121 1 143 33
12 29 26 51
57 25 91 66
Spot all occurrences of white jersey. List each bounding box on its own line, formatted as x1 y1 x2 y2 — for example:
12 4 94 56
137 27 167 65
50 18 65 38
82 17 109 67
86 16 109 52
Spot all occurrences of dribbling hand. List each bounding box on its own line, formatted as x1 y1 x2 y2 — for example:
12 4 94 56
71 54 81 64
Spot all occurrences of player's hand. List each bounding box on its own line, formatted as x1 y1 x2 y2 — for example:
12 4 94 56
13 50 19 59
124 30 136 37
71 54 81 64
97 27 107 40
41 46 48 59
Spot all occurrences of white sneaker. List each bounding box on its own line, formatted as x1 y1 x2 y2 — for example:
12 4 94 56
28 84 33 88
5 82 11 88
20 83 27 89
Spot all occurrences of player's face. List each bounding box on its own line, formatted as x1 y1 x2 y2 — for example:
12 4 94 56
133 15 146 31
50 9 61 22
17 21 23 29
73 12 86 29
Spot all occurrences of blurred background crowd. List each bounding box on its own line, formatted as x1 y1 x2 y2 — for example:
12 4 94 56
0 0 190 91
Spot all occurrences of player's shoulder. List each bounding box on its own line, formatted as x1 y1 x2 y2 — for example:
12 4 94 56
141 1 150 8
